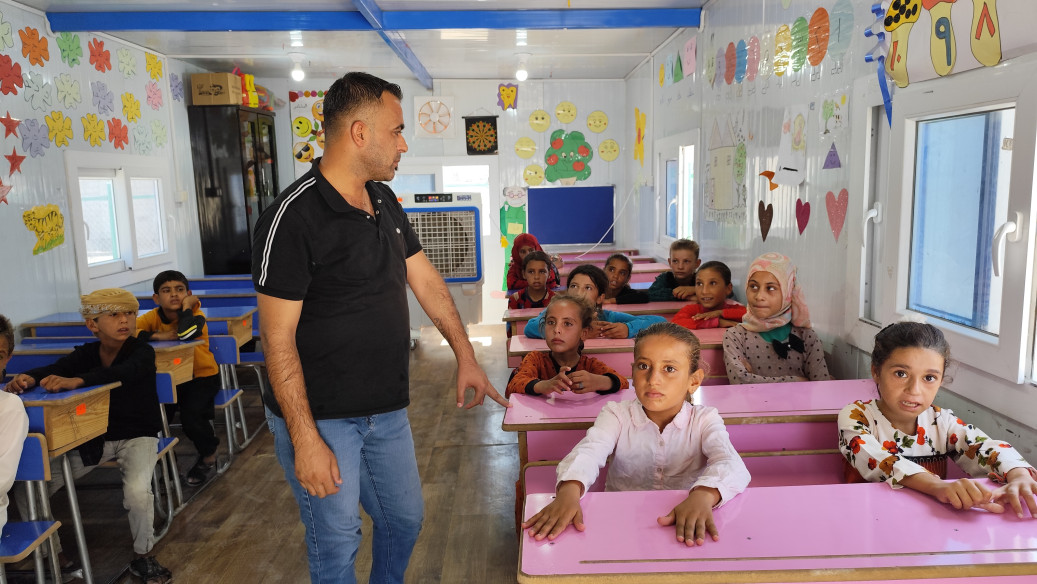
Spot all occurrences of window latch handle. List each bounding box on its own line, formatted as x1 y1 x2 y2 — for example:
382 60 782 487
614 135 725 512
861 203 883 250
992 211 1023 278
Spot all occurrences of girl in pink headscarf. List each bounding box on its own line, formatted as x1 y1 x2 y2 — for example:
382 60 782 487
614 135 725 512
722 252 832 384
506 233 561 291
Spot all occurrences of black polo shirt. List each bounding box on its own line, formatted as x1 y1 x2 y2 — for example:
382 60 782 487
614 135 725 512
252 158 422 419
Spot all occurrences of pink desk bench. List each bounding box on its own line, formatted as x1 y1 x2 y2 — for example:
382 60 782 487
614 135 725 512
560 262 669 284
503 301 692 336
519 482 1037 583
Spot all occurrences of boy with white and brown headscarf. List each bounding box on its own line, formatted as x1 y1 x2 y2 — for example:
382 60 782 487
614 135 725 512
4 288 173 583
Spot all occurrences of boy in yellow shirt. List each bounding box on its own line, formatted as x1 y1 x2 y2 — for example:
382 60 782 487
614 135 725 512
136 270 220 486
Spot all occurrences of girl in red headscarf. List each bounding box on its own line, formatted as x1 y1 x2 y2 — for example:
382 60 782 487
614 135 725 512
507 233 561 291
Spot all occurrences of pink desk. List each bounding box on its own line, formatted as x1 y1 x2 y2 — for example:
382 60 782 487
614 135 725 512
560 262 668 284
519 483 1037 583
554 248 639 262
504 301 693 336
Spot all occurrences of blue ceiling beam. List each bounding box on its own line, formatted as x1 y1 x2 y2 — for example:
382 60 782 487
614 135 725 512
383 9 701 30
352 0 433 91
46 11 372 32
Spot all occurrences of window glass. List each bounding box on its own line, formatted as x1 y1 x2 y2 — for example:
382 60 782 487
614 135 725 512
665 158 678 238
388 173 435 195
907 108 1014 335
679 145 695 238
131 178 165 257
443 165 490 236
79 177 120 265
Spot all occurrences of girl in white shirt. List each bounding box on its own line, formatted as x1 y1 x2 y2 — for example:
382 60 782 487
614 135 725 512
522 322 750 546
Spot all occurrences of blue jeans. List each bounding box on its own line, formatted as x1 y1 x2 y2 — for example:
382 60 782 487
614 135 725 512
266 407 424 584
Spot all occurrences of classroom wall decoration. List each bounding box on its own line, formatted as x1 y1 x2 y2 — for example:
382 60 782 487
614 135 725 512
529 109 550 132
633 107 646 167
705 115 748 225
499 185 527 288
826 188 848 241
544 129 592 185
464 116 498 155
774 105 808 186
288 89 327 179
22 203 63 255
414 96 456 139
523 164 545 186
514 136 536 159
0 178 10 204
598 139 619 162
497 83 517 110
586 111 608 134
554 101 577 124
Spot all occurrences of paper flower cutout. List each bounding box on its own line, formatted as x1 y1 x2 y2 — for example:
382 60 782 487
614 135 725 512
117 48 136 78
145 53 163 81
0 54 22 95
133 124 151 155
56 73 81 108
107 118 128 150
170 73 184 102
145 81 163 110
22 71 53 112
91 81 114 115
122 92 141 123
88 38 111 73
19 27 49 67
45 111 72 147
151 120 167 147
82 113 105 147
21 118 50 158
0 11 13 50
57 32 81 67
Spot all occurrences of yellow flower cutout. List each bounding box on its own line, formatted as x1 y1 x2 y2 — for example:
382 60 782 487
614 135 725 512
45 110 73 147
122 92 141 123
82 113 105 147
145 53 163 81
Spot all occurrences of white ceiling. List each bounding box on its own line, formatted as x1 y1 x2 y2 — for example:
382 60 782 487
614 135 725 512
16 0 705 83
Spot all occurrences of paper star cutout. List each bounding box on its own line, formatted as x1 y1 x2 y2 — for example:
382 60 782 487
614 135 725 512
6 147 26 176
0 111 18 138
0 179 10 205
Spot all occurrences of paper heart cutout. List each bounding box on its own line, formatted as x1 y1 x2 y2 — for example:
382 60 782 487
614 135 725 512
826 188 849 241
758 201 774 241
796 199 810 234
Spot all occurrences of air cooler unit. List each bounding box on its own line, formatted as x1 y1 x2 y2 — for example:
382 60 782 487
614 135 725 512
400 192 483 347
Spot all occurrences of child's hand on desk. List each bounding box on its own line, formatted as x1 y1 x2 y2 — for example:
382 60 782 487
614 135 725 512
148 331 178 341
673 286 697 301
658 486 721 546
691 310 723 321
534 367 573 395
594 321 628 339
932 478 1004 513
568 370 609 394
993 468 1037 518
4 374 36 394
38 375 84 392
522 481 585 541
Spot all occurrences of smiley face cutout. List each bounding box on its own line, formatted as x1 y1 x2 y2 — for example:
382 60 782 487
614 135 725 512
293 116 312 137
586 111 609 134
529 109 551 132
312 99 324 122
598 139 620 162
555 101 577 124
515 136 537 159
523 164 545 186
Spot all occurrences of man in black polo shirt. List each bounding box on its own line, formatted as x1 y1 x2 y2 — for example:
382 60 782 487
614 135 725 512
252 72 509 584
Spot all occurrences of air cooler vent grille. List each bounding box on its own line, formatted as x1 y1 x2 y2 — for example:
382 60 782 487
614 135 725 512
406 210 478 279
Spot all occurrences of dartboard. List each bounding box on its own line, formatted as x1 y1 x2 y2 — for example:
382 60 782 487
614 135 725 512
466 120 497 152
418 100 451 134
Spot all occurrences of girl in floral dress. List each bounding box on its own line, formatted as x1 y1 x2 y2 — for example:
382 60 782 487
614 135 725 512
839 322 1037 516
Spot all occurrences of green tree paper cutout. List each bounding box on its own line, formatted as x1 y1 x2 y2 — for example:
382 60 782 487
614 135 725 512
544 129 592 185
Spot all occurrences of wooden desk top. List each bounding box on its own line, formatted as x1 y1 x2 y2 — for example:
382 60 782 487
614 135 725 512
14 339 201 355
502 378 876 432
23 307 256 328
519 483 1037 583
19 382 118 457
18 381 120 407
503 301 691 323
508 329 724 356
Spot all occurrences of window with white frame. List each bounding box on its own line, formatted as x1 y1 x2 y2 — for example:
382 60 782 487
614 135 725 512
879 57 1037 384
65 151 176 289
654 130 699 251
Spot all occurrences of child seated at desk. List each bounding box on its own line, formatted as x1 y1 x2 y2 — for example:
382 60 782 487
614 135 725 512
4 289 173 584
506 294 628 397
839 322 1037 517
524 264 665 340
136 269 220 487
0 314 29 531
723 252 831 384
647 239 700 302
509 251 556 310
672 261 746 330
602 253 649 305
507 233 561 292
522 322 750 546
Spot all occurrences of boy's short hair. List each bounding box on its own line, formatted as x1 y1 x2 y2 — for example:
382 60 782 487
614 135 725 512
522 250 552 271
0 314 13 352
669 239 700 257
152 270 190 294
